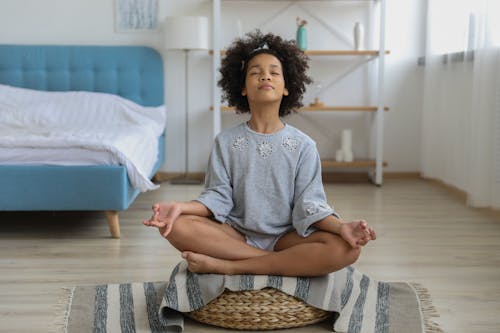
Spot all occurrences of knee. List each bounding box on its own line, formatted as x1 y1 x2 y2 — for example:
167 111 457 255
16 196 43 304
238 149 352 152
345 246 361 266
322 234 361 271
163 215 197 243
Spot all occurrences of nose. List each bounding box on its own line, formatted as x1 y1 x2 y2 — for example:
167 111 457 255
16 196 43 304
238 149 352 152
260 71 271 81
260 75 271 81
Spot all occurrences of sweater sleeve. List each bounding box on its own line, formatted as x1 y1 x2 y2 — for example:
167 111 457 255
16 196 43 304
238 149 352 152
195 136 234 223
292 141 340 237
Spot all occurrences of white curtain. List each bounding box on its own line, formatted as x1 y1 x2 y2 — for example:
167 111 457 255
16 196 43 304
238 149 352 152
421 0 500 208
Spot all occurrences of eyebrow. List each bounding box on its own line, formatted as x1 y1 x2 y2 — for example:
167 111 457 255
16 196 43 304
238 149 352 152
248 64 281 70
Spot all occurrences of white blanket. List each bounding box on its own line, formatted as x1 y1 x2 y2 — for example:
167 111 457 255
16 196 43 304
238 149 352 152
0 84 166 192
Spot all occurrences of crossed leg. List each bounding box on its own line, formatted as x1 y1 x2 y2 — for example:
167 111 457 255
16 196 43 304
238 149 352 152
164 215 271 260
162 215 360 277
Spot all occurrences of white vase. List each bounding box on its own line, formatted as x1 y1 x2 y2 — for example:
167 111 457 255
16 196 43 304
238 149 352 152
354 22 364 51
340 129 354 162
343 150 354 163
335 149 345 162
341 129 352 151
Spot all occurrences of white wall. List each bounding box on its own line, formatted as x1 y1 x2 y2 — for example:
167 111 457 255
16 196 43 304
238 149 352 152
0 0 426 174
384 0 426 172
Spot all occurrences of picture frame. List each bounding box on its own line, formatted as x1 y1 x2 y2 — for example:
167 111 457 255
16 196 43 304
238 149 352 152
115 0 158 32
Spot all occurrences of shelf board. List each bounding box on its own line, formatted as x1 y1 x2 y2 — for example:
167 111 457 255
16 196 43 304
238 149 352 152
209 49 390 56
212 106 389 112
321 159 388 168
305 50 391 56
301 106 389 112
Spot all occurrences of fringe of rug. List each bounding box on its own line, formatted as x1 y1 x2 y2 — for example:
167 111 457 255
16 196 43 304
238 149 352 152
49 287 74 333
410 283 445 333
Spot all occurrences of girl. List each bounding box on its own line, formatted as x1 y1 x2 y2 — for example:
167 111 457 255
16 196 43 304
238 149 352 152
144 31 376 277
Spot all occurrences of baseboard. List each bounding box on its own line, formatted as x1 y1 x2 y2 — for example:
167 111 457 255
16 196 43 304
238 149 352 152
155 171 421 184
383 172 421 179
421 177 500 215
154 172 205 183
321 172 370 183
420 176 468 202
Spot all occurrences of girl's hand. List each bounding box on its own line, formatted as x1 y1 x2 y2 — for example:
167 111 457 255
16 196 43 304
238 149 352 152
142 202 182 237
339 220 376 249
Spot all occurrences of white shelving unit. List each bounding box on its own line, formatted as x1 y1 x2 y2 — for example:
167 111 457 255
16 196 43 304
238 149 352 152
211 0 388 185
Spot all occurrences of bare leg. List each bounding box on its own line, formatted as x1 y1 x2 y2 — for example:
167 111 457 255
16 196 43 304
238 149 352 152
183 231 361 277
164 215 271 260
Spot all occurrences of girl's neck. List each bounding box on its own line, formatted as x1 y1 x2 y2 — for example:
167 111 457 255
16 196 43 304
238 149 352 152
247 111 284 134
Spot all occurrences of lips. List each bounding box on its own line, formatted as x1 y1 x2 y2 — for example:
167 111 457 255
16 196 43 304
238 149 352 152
259 84 274 90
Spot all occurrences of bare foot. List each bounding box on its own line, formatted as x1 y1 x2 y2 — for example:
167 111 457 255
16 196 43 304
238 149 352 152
182 251 232 275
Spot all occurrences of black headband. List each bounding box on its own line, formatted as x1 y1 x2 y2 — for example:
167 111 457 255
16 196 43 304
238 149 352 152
241 42 283 71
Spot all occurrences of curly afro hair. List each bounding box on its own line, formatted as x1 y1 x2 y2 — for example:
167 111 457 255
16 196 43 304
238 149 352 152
218 30 312 117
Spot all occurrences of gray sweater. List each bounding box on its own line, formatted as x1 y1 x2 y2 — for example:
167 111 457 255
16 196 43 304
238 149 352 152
196 122 338 240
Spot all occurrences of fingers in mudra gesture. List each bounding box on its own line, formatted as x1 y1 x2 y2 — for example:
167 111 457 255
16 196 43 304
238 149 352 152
340 219 377 249
142 202 182 237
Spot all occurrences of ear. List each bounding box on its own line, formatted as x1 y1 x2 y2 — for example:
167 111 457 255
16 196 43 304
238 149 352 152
242 87 247 96
283 88 289 96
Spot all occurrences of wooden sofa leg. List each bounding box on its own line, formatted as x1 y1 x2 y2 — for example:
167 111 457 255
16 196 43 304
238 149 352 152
104 210 120 238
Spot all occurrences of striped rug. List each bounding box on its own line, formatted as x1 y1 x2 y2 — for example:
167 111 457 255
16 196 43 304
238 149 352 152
59 261 443 333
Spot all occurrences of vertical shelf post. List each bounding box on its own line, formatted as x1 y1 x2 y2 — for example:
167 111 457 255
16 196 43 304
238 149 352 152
212 0 222 138
375 0 386 186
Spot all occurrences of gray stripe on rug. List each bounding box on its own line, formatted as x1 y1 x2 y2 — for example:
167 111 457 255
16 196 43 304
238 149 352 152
348 274 370 333
267 275 282 289
239 275 254 290
186 271 204 311
119 284 136 333
165 263 180 310
294 277 311 301
144 282 163 333
375 282 390 333
341 266 354 309
389 282 423 333
94 285 108 333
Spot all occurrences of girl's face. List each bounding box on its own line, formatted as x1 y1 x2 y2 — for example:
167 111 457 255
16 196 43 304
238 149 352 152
242 53 289 106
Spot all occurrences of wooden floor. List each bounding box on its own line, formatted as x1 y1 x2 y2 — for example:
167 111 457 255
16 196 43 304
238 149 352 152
0 179 499 332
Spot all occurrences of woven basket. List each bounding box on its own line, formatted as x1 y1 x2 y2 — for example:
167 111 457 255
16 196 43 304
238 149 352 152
186 288 331 330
